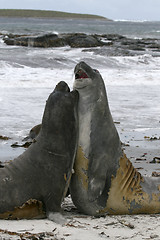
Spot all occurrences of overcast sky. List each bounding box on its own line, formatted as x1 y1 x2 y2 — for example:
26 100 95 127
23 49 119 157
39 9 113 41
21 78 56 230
1 0 160 21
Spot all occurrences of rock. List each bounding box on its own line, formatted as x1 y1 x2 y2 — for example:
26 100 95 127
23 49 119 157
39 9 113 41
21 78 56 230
11 141 32 148
149 136 160 141
150 157 160 163
5 33 67 48
3 38 14 45
152 172 160 177
98 34 126 41
0 162 5 168
31 33 67 47
2 33 128 49
2 32 160 56
4 32 102 48
0 135 11 140
62 33 102 48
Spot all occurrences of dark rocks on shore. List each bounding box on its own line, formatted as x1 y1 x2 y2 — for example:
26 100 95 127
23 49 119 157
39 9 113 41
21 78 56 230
3 33 128 49
0 135 11 140
2 32 160 56
3 33 105 48
4 33 66 48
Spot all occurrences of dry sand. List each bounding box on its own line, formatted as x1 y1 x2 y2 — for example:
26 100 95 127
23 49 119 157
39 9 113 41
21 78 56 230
0 129 160 240
0 197 160 240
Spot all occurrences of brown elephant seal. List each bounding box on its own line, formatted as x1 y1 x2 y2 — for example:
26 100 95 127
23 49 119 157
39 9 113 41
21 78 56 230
70 61 160 216
0 81 79 219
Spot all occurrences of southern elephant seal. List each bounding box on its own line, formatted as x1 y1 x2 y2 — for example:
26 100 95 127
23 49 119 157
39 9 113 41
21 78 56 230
70 61 160 215
0 81 79 219
23 81 70 141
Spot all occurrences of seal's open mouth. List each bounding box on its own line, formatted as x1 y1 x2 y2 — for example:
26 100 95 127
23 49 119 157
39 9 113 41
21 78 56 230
75 70 89 79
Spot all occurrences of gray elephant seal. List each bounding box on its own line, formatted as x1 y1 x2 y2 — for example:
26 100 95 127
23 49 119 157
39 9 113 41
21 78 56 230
23 82 70 141
70 61 160 215
0 81 79 219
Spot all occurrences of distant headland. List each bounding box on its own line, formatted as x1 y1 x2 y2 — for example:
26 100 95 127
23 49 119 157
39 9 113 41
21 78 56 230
0 9 111 20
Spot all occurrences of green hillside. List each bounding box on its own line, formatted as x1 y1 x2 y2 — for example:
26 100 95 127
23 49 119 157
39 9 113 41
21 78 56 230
0 9 111 20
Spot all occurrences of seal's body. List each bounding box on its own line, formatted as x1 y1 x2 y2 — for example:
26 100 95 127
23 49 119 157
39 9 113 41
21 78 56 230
70 62 160 215
0 81 79 219
70 62 122 215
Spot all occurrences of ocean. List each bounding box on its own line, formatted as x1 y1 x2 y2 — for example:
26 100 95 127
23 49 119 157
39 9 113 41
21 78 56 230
0 17 160 162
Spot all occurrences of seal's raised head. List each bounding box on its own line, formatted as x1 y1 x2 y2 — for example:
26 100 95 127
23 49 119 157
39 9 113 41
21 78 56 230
41 81 78 143
23 81 71 141
74 61 100 82
74 61 103 91
54 81 70 93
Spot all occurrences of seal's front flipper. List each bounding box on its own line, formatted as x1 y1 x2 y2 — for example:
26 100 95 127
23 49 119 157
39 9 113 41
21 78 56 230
88 177 106 202
88 156 107 201
0 199 45 220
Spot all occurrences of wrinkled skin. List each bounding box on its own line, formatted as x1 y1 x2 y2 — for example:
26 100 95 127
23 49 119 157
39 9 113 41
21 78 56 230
0 81 79 219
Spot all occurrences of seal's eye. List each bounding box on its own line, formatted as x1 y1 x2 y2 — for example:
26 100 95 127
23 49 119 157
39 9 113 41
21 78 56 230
93 69 99 73
75 70 89 79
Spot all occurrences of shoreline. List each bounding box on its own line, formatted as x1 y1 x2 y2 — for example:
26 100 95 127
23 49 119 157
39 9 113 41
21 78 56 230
1 128 160 174
2 32 160 56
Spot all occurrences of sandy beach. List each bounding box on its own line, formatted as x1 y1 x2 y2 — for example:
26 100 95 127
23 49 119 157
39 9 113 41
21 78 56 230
0 126 160 240
0 81 160 240
0 209 160 240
